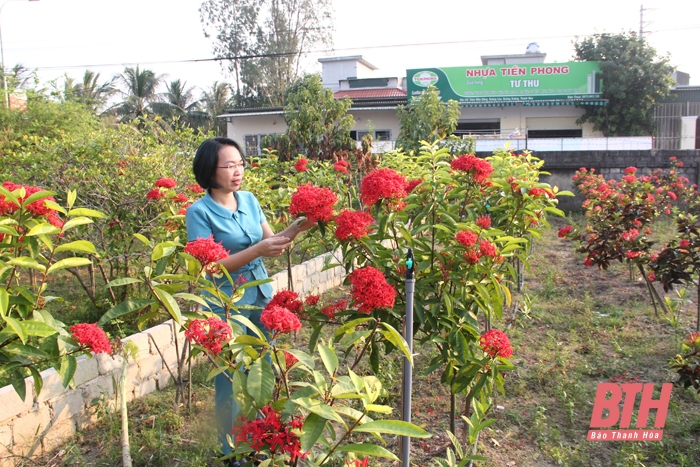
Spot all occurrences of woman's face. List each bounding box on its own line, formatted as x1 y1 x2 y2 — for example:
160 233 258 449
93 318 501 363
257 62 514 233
212 145 245 192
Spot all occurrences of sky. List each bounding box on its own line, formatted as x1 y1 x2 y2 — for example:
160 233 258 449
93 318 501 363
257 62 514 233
2 0 699 98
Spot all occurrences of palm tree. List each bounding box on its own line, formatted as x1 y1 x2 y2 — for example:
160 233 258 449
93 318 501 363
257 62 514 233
201 81 233 135
63 70 116 113
115 66 164 123
151 79 205 127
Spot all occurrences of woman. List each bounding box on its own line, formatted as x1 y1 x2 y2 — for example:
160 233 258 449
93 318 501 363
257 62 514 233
185 137 310 459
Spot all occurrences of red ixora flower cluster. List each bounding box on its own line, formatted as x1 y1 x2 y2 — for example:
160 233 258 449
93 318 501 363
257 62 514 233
294 157 309 172
187 183 204 194
475 215 491 230
334 160 349 174
479 329 513 358
289 185 338 223
261 305 302 334
320 299 348 319
1 182 61 227
304 295 320 306
450 154 494 184
155 178 177 189
185 317 232 355
334 210 375 242
558 225 573 238
184 235 230 274
284 352 298 369
232 406 305 461
360 168 408 207
348 266 396 314
70 323 112 355
266 290 304 315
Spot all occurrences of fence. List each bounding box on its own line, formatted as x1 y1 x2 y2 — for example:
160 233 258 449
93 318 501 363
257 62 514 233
0 250 346 465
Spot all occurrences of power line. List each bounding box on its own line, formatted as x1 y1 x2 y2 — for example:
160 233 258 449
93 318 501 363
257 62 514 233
28 25 700 71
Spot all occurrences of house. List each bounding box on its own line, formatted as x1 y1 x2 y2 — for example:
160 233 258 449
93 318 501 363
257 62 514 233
220 46 658 155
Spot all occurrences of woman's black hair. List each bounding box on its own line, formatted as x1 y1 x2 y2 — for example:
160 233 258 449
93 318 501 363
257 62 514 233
192 137 246 189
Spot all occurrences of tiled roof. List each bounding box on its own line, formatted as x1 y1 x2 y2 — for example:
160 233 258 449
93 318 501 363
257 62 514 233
334 88 407 99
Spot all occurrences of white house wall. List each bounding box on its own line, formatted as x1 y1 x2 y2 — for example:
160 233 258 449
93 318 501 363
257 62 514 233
349 110 401 140
458 106 602 136
226 116 285 144
225 104 602 147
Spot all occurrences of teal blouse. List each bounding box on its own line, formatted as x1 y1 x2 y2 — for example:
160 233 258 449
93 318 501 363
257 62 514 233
185 191 273 312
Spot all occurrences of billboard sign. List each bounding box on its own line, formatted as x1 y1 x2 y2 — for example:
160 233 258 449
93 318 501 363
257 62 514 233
407 61 602 104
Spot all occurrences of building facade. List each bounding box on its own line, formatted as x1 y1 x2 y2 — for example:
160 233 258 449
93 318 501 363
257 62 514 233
221 48 623 156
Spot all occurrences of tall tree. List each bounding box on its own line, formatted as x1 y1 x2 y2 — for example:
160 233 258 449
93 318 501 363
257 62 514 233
574 31 675 136
115 66 164 123
264 74 354 161
396 86 461 155
200 0 333 108
63 70 116 113
151 79 205 127
201 81 233 135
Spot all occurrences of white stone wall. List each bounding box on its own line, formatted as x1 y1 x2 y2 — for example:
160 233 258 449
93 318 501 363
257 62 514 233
0 250 346 465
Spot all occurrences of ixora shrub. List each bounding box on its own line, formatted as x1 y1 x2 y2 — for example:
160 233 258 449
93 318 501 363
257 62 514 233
559 159 698 315
98 234 429 466
279 142 569 458
0 184 111 400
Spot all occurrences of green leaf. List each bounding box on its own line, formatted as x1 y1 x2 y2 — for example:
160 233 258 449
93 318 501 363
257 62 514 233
133 233 151 246
334 317 374 339
7 257 46 273
26 223 61 237
28 366 43 397
300 413 326 452
235 335 268 346
335 444 398 461
22 190 55 207
54 240 97 254
43 200 67 215
153 287 183 325
0 289 8 318
10 370 27 402
172 292 209 308
47 257 92 274
59 355 77 388
380 322 413 365
229 315 264 340
98 299 157 326
318 343 338 377
66 208 105 218
365 404 394 414
293 397 345 424
152 242 178 261
285 349 315 371
247 358 274 407
62 216 94 231
105 277 143 288
0 186 20 208
206 364 229 381
353 420 431 438
22 320 59 338
67 189 76 208
3 316 27 344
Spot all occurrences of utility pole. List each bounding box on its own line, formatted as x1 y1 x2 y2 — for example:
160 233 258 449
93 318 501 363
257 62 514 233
639 4 653 40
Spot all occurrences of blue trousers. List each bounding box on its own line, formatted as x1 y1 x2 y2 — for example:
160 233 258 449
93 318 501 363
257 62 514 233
215 286 270 455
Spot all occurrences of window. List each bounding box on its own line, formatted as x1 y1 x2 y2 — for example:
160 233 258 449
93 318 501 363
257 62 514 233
455 120 501 136
352 130 392 141
527 129 582 139
244 134 283 156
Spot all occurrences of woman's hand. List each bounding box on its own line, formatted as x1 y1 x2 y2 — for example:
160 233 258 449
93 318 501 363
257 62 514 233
256 236 292 257
292 216 315 233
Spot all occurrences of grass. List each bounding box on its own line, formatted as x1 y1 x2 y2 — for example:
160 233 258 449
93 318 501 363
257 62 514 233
19 215 700 466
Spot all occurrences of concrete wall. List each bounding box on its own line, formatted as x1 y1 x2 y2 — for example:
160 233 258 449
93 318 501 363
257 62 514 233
475 149 700 211
0 250 347 465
